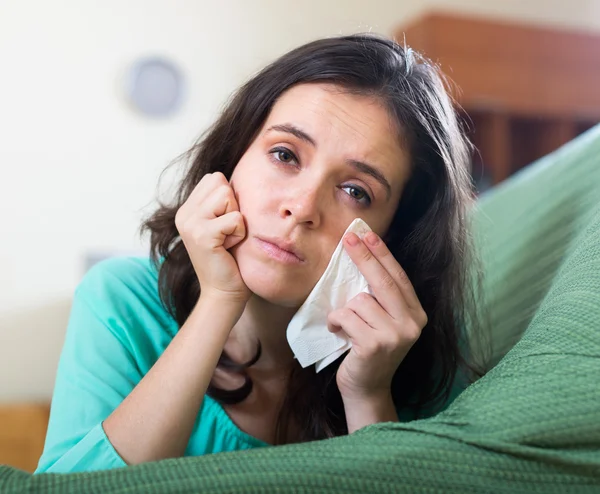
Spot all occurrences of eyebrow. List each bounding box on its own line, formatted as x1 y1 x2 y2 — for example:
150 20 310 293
267 124 316 147
346 159 392 201
266 123 393 201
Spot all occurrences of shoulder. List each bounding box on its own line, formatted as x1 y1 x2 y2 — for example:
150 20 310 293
80 256 158 293
78 256 160 305
74 256 177 338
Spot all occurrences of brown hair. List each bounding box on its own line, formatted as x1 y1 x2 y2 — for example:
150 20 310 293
142 34 486 444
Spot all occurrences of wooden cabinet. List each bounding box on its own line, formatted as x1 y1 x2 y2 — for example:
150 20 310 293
395 13 600 191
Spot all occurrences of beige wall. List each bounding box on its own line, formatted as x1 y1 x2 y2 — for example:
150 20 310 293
2 0 600 401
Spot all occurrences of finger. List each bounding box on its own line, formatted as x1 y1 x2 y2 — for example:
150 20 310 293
187 172 229 207
362 231 421 311
345 292 390 332
343 232 408 318
200 183 240 219
347 292 421 351
327 307 373 344
223 212 247 250
186 173 218 205
207 211 246 250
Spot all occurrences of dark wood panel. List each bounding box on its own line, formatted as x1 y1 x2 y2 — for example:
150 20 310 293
397 13 600 119
395 12 600 186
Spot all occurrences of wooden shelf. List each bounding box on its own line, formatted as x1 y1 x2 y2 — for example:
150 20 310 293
395 12 600 190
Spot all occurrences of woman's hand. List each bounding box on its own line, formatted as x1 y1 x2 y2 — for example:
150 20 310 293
175 172 250 305
328 231 428 423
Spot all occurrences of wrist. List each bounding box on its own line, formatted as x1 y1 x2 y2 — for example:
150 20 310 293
185 292 246 337
341 387 390 408
341 389 397 434
198 290 247 316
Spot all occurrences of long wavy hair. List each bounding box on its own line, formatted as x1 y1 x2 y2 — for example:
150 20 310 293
142 34 487 445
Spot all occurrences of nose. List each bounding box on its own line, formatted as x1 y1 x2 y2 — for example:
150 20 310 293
279 181 324 228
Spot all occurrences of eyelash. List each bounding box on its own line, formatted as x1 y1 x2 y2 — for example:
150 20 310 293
268 146 372 206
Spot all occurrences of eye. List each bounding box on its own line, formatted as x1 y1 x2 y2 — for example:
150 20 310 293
269 147 298 165
341 185 372 206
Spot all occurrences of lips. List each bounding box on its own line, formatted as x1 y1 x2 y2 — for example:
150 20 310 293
256 236 305 263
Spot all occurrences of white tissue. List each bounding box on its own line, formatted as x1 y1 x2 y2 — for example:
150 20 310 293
286 218 372 372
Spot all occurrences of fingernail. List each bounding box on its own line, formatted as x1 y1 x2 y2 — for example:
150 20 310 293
345 232 359 246
366 232 380 246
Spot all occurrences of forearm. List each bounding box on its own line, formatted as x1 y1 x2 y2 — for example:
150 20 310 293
343 391 398 434
103 295 243 465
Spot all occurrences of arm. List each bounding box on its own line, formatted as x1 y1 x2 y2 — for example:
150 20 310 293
103 293 242 465
38 173 249 473
36 263 243 474
343 391 398 434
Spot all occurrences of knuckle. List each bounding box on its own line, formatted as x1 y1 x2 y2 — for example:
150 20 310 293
388 333 403 350
206 172 226 186
227 210 239 222
327 308 344 323
379 274 396 291
405 320 422 341
176 218 193 239
355 292 373 305
396 268 410 285
219 184 237 204
359 248 373 263
339 307 354 320
194 173 214 192
379 249 393 261
215 183 230 198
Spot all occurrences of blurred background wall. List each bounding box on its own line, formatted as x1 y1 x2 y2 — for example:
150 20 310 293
2 0 600 403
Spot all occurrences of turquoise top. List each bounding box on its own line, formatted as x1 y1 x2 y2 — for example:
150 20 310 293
36 257 465 474
35 257 267 474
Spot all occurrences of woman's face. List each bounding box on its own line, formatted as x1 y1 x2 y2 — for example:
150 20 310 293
230 83 410 307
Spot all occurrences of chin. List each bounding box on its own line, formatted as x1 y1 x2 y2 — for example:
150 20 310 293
242 264 306 308
234 248 308 308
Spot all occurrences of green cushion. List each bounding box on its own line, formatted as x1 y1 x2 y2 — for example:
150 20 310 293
473 125 600 367
2 126 600 493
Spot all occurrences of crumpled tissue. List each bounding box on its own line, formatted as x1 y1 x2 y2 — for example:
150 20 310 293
286 218 372 372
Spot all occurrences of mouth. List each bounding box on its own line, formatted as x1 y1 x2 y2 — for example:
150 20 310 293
255 236 305 264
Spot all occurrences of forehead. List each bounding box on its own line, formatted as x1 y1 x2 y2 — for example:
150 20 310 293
267 83 397 144
263 83 410 193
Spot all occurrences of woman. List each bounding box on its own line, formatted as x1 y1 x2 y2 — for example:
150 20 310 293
36 34 483 474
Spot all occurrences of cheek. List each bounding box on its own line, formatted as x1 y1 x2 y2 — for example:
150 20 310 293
231 167 256 215
231 157 276 215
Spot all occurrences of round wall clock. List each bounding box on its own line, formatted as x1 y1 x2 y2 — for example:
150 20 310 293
126 57 185 117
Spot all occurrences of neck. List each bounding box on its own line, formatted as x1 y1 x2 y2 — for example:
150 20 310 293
226 294 298 374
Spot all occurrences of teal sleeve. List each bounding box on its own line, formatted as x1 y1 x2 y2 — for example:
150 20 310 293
35 267 141 473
